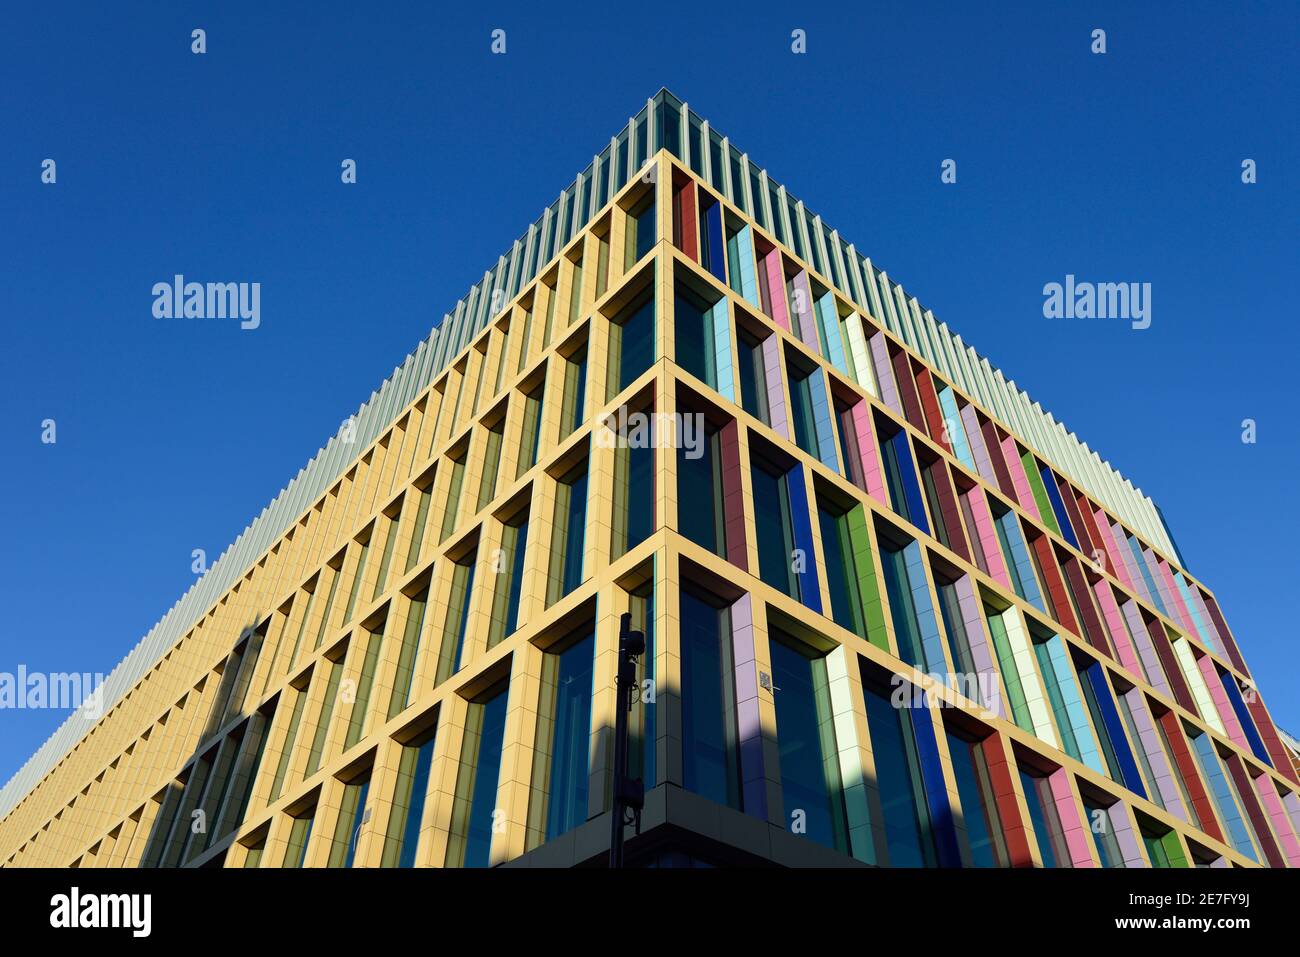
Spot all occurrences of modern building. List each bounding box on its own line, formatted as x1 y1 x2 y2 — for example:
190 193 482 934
2 90 1298 869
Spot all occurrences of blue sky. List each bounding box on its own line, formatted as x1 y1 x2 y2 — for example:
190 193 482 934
0 1 1296 788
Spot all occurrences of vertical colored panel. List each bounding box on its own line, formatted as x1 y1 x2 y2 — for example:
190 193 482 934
1039 466 1079 549
1243 690 1300 785
1122 602 1171 697
815 291 849 374
903 540 948 681
703 201 726 284
1254 773 1300 867
1000 437 1041 520
1028 534 1079 634
960 405 998 486
1081 663 1147 799
1216 669 1270 766
845 508 889 653
1047 768 1095 868
1002 610 1059 748
789 271 819 352
761 248 789 332
980 735 1036 867
889 348 926 430
908 695 963 867
729 595 768 822
1150 622 1197 715
1094 511 1134 591
965 489 1011 589
1196 655 1247 748
979 419 1016 496
1061 557 1108 656
913 369 951 453
1021 455 1060 536
709 299 736 404
868 332 903 416
674 179 698 261
807 370 840 473
954 576 1004 718
926 462 970 561
996 511 1044 611
1224 754 1284 867
1056 479 1091 553
760 335 790 440
718 421 748 573
786 465 822 615
1172 639 1224 735
1042 634 1105 775
1093 582 1144 680
1158 711 1224 844
937 388 975 471
1201 592 1251 678
850 401 888 505
1122 688 1189 822
735 224 759 308
1175 575 1219 655
843 314 877 397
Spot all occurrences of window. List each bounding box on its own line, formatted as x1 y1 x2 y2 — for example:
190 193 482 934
343 616 386 750
1082 796 1124 868
736 329 770 425
674 284 720 390
515 384 544 479
863 680 937 866
327 771 371 868
817 499 868 639
787 359 822 461
435 548 477 686
770 634 848 853
625 191 655 269
476 423 504 512
340 532 372 626
268 685 308 803
404 482 433 572
388 588 429 718
945 729 1007 867
878 425 928 533
446 683 510 868
1137 812 1188 867
371 505 401 599
488 515 529 648
678 420 726 557
608 290 655 398
611 431 654 560
1188 730 1257 862
529 629 596 844
679 591 741 809
1018 767 1069 867
439 454 467 542
934 575 977 680
381 729 437 868
547 461 588 605
559 345 588 441
304 656 345 777
566 256 584 328
751 458 798 598
282 806 316 868
878 537 926 671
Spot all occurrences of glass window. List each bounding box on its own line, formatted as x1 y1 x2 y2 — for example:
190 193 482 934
381 730 437 868
343 618 386 750
787 361 822 460
547 461 589 605
446 683 510 868
388 589 428 718
612 434 654 560
945 730 1006 867
863 681 936 866
340 534 371 626
516 385 544 479
404 484 432 572
282 807 315 868
489 516 529 648
328 772 371 868
1019 768 1069 867
1083 797 1124 868
674 285 718 389
770 635 848 853
736 330 770 425
439 455 466 543
559 346 588 441
435 549 477 686
680 591 741 809
608 290 655 397
678 421 726 557
625 192 656 270
751 459 799 598
817 501 866 638
530 630 596 843
879 539 925 670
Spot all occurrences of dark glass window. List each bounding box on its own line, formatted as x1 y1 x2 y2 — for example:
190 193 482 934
610 291 655 397
548 461 588 604
771 636 848 852
680 591 741 809
751 459 799 598
817 501 865 638
448 684 509 868
674 286 718 389
537 631 595 841
945 731 1005 867
864 681 936 866
381 730 436 868
736 330 770 425
678 422 726 557
1019 767 1068 867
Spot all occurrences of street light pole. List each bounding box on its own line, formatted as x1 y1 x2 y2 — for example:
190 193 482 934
609 611 645 869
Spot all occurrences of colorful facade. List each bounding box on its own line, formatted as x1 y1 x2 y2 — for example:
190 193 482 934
1 90 1296 868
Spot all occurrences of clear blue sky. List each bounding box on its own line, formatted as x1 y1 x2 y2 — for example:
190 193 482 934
1 2 1296 788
